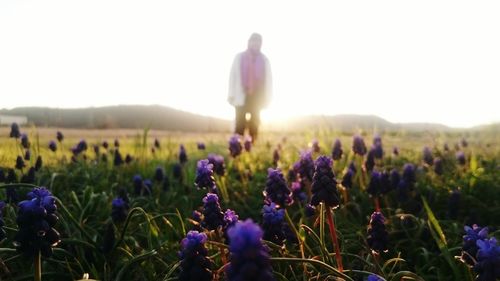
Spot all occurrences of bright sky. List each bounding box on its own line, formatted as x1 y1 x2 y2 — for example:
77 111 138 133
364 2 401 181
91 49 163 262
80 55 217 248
1 1 499 128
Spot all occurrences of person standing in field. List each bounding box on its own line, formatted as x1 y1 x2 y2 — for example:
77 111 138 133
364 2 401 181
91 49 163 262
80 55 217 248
228 33 272 142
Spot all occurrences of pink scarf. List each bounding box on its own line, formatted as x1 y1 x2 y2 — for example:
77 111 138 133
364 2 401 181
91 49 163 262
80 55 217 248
240 50 265 95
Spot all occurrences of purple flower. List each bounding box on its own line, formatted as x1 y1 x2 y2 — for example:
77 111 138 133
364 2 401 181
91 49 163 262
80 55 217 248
133 174 148 196
226 219 275 281
195 160 217 193
21 134 30 149
111 197 129 223
179 145 188 164
367 212 388 254
294 150 315 182
154 166 165 182
372 135 383 159
311 156 340 208
402 163 416 183
178 231 213 281
124 154 133 164
474 238 500 281
263 168 292 208
154 138 161 149
364 148 375 171
291 181 307 203
367 274 384 281
173 163 183 181
15 155 25 170
102 141 109 149
24 149 31 161
244 136 252 152
462 224 489 265
15 187 60 257
56 131 64 142
456 151 466 166
113 139 119 148
392 146 399 156
262 203 286 244
433 157 443 175
202 193 225 231
93 145 100 155
113 149 124 166
352 135 367 156
461 138 468 148
331 139 343 160
197 142 205 150
423 147 433 166
207 154 225 176
229 135 243 157
367 171 382 197
341 168 354 189
311 139 320 153
224 209 239 228
36 155 44 170
10 123 21 138
272 148 280 165
389 169 400 190
21 167 36 184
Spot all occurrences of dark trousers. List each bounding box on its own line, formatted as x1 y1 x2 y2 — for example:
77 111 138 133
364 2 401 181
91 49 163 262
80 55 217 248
235 94 261 141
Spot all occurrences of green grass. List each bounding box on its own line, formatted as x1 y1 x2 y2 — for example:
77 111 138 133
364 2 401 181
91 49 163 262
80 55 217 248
0 127 499 281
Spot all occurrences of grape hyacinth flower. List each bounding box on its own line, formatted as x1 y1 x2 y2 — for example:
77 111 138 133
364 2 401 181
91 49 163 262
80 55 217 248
456 151 466 166
14 187 61 257
113 149 124 166
389 169 400 191
24 150 31 161
10 123 21 138
364 148 375 172
154 138 161 149
228 135 243 158
143 179 153 195
154 166 165 182
224 209 239 229
367 171 382 197
367 274 384 281
474 238 500 281
311 156 339 208
16 156 25 170
244 136 252 152
179 145 188 164
263 168 292 208
331 139 343 160
56 131 64 142
197 142 206 150
272 148 280 166
102 141 109 149
294 150 315 182
462 224 489 265
423 147 433 166
402 163 416 184
311 139 320 153
111 197 129 224
93 145 100 156
173 163 183 181
195 160 217 193
392 146 399 156
124 154 133 164
133 174 144 195
48 141 57 152
21 167 36 184
367 212 388 254
341 168 354 189
433 157 443 175
114 139 119 148
352 135 367 156
0 201 6 241
21 134 30 149
372 135 383 159
291 181 307 203
461 138 468 148
207 154 225 176
202 193 225 231
262 203 286 244
226 219 275 281
310 155 343 271
178 231 213 281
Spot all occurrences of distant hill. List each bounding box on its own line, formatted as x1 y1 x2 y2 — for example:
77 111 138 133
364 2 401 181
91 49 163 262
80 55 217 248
0 105 495 132
0 105 232 132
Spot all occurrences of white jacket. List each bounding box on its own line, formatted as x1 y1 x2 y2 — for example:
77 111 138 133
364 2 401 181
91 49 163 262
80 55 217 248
227 52 272 108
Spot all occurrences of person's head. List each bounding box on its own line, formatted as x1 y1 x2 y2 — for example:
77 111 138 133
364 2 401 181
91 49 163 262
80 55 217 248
247 33 262 53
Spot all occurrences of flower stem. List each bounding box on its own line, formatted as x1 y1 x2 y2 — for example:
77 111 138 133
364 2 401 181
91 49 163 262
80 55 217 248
34 251 41 281
374 197 381 212
326 208 343 272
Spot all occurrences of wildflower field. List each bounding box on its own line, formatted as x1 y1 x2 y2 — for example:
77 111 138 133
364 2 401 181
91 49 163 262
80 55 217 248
0 125 498 281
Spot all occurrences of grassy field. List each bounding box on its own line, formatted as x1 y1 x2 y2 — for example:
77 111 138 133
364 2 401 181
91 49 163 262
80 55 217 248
0 126 499 281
